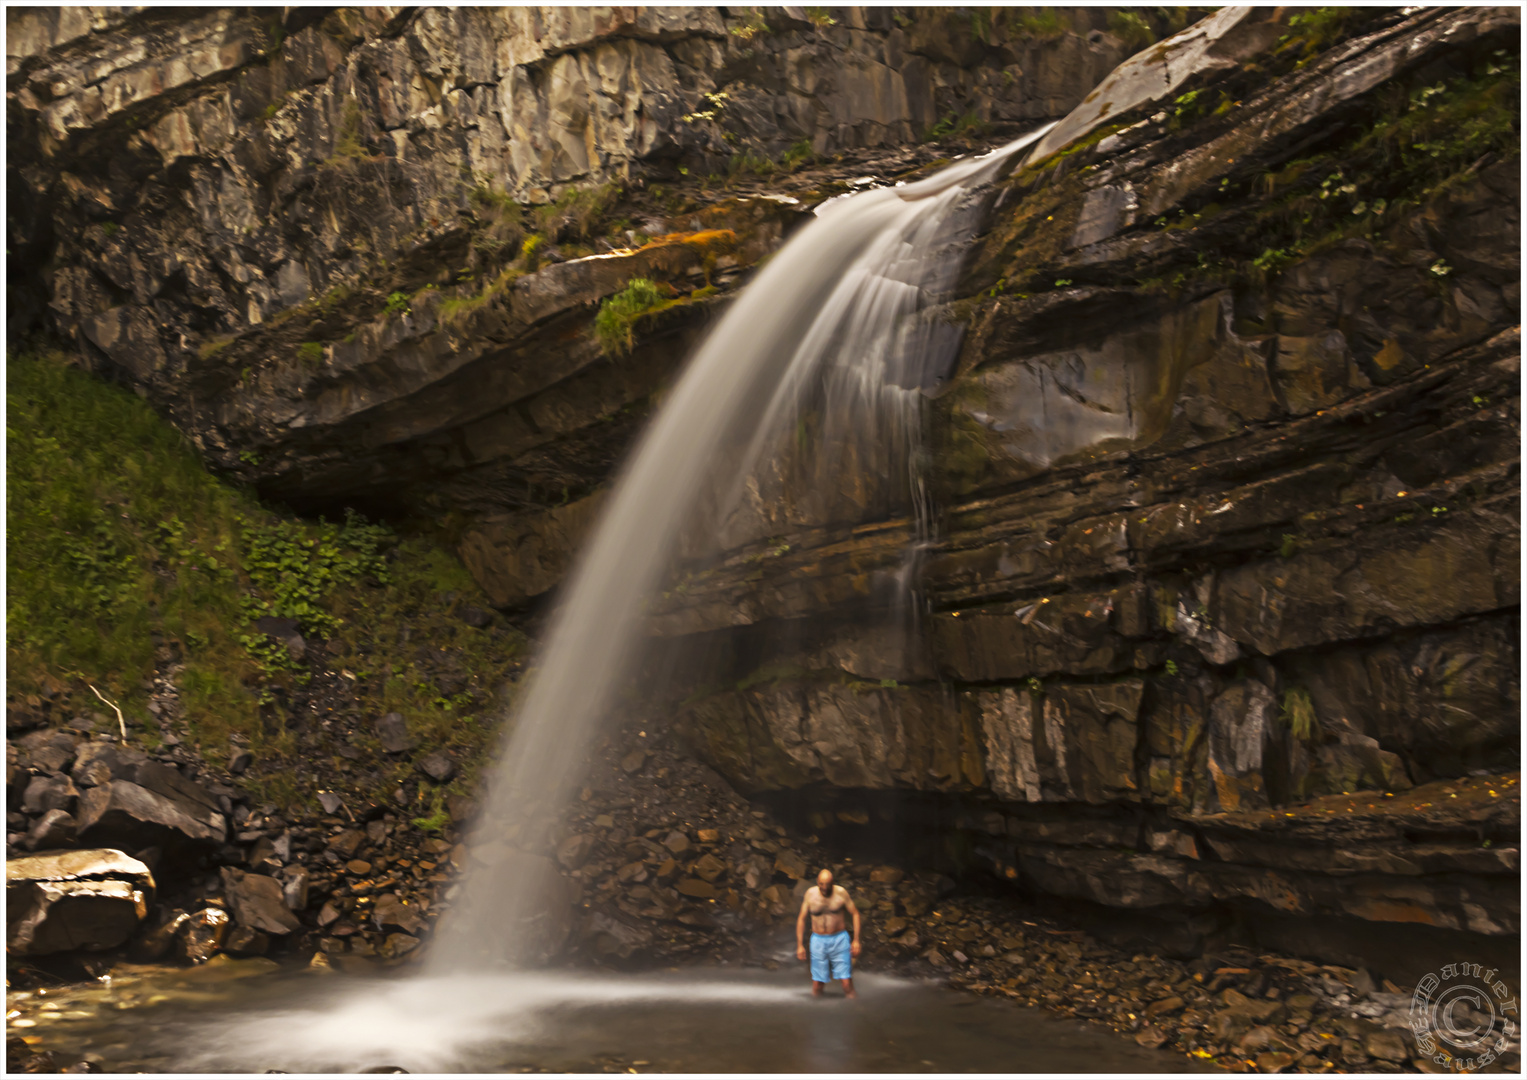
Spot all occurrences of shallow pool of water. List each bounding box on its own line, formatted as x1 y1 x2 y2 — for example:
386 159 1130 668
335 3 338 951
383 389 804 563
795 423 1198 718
10 958 1208 1073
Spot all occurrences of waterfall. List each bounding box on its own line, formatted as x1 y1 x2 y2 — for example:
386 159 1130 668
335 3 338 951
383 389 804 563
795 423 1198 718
429 123 1055 970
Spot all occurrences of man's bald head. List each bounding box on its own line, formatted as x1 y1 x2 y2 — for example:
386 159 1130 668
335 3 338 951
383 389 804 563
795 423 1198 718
817 868 834 889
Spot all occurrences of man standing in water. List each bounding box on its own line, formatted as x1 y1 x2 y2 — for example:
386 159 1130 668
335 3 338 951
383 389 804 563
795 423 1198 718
795 867 862 998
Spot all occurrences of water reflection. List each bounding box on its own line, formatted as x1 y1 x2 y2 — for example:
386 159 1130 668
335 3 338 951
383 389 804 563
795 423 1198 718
11 962 1207 1073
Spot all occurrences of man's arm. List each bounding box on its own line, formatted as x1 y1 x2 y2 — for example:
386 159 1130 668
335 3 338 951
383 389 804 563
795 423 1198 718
845 891 862 957
795 893 812 961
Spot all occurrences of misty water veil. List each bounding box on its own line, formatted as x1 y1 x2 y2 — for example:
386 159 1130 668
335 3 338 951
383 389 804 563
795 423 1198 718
429 125 1055 971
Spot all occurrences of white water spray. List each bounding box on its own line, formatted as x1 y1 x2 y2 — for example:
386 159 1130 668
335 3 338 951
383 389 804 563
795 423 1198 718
431 125 1054 969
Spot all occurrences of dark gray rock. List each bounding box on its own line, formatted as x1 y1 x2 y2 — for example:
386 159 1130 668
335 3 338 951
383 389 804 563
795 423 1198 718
458 605 493 628
23 808 77 851
220 867 303 935
16 730 78 775
317 791 345 815
416 751 457 783
253 616 307 661
135 762 223 815
22 773 78 815
76 780 226 850
228 749 253 775
375 713 415 755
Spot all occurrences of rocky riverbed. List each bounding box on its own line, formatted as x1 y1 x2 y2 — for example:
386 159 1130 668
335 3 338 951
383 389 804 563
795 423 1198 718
8 687 1521 1072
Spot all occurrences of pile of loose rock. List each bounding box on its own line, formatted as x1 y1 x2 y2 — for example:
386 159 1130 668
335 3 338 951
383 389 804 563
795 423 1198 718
876 891 1502 1075
9 707 1522 1075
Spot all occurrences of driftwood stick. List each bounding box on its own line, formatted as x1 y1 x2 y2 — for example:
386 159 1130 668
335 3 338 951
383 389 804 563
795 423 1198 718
87 683 127 740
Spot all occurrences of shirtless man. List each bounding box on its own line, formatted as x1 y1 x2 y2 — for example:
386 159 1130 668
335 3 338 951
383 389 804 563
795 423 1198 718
795 868 862 998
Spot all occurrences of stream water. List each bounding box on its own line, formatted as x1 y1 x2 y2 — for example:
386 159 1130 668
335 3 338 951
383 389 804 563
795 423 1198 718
8 955 1207 1073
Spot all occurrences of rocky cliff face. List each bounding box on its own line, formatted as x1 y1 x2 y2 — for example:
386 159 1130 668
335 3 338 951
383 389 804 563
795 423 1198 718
659 6 1521 965
7 4 1137 525
9 5 1520 975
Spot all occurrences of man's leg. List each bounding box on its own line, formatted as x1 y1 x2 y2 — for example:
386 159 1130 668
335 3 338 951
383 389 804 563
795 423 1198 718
809 934 830 996
831 931 856 998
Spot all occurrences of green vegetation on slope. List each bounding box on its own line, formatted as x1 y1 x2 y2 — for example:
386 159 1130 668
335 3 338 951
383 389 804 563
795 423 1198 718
8 349 526 809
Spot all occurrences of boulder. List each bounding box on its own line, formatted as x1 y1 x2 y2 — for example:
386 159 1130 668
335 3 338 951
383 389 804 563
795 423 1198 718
177 906 231 963
134 762 223 815
374 713 415 754
6 848 154 955
416 751 457 783
70 742 141 787
372 893 423 934
16 730 77 774
22 773 78 815
219 867 303 935
76 779 226 850
224 924 270 956
23 808 77 851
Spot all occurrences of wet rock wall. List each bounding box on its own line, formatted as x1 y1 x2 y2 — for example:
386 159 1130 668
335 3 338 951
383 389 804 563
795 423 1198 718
657 6 1521 960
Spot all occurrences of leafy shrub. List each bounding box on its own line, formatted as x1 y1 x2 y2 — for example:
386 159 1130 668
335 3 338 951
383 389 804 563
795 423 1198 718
1014 8 1066 39
593 278 669 356
1108 10 1155 51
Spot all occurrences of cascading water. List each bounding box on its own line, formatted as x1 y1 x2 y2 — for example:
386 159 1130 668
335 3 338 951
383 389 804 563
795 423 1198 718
430 122 1056 971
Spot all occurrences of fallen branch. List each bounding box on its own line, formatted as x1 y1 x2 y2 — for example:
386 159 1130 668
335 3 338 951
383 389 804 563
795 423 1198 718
87 683 127 740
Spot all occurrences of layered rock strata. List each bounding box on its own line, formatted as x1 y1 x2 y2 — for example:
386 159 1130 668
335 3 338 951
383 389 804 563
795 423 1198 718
657 6 1521 957
7 4 1136 519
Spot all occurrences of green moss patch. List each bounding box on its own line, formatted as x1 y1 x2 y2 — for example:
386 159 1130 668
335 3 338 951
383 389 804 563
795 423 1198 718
8 348 525 812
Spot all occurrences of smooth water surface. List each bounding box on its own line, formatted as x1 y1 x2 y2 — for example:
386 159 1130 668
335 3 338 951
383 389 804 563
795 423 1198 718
11 960 1206 1073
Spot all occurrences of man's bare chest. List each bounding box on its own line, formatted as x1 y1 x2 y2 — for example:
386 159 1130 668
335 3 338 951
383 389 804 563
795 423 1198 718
808 889 847 915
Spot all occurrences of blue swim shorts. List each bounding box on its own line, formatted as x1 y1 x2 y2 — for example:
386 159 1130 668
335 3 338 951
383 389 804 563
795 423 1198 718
810 930 852 982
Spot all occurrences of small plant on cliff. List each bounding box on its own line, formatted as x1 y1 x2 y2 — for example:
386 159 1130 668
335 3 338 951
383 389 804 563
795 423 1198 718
1277 7 1359 61
533 181 622 243
469 186 525 265
925 110 988 142
385 291 411 316
1013 7 1065 40
682 90 731 126
198 335 235 361
1280 687 1318 744
729 8 769 40
332 98 366 160
594 277 670 357
296 341 324 369
780 138 816 170
805 7 835 28
1107 10 1156 51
